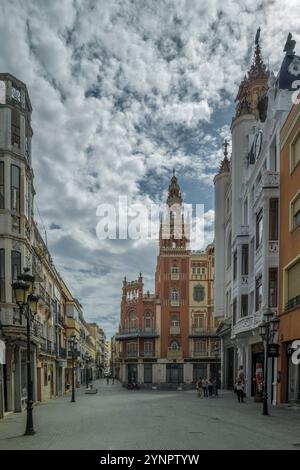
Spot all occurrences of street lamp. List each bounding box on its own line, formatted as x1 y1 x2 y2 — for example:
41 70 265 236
68 335 78 402
12 268 39 436
259 306 280 416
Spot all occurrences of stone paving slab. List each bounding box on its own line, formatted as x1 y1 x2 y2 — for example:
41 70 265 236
0 379 300 450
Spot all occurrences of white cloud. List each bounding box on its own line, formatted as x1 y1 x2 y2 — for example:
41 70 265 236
0 0 298 335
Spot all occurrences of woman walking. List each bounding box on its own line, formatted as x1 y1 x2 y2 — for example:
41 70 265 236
196 377 203 397
235 380 244 403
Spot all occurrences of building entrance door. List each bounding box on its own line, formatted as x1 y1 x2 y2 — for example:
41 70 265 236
127 364 138 383
166 364 183 383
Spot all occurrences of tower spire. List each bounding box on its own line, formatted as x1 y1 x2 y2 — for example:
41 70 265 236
167 168 182 206
218 140 230 174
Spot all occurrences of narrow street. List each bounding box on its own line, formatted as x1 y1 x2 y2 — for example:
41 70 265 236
0 380 299 450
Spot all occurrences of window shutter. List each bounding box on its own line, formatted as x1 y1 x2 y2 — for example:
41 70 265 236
288 261 300 300
293 135 300 168
293 195 300 216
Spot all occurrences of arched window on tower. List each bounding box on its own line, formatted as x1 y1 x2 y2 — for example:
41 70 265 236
172 261 178 274
171 288 179 306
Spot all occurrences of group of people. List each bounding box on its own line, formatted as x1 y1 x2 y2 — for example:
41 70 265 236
196 377 219 398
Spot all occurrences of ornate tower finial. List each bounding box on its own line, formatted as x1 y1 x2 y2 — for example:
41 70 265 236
166 168 182 206
255 27 261 46
218 140 230 174
284 32 296 56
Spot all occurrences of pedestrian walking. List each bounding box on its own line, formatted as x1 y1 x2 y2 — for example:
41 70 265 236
235 380 244 403
196 377 203 397
202 378 208 398
106 375 110 385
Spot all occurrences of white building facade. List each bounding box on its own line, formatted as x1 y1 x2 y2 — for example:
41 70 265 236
214 31 297 402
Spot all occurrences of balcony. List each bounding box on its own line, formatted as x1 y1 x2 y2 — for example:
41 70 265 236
140 351 156 358
269 240 279 253
285 295 300 312
190 328 218 338
169 325 180 335
119 351 138 358
231 312 263 338
171 272 179 281
167 348 182 360
58 347 67 358
115 328 159 340
255 171 279 200
170 299 179 307
40 339 56 355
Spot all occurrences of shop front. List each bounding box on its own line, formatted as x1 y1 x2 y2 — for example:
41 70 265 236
286 340 300 403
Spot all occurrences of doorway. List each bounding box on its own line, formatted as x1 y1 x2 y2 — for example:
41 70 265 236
127 363 138 383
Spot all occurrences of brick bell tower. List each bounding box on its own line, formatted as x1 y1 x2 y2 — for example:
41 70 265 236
155 169 190 371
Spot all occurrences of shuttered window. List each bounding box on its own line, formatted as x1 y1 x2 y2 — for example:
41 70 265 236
292 133 300 171
287 261 300 301
292 194 300 229
11 108 20 147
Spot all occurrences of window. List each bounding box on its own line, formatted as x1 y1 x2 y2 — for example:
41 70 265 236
255 276 263 312
11 108 20 147
286 260 300 307
127 342 137 354
194 339 207 354
269 268 278 308
227 232 232 268
0 249 5 302
171 262 178 274
144 341 153 355
11 165 20 212
11 250 21 282
249 238 255 274
291 193 300 231
291 132 300 172
193 314 205 330
170 314 179 327
171 288 178 301
241 294 248 317
256 210 263 249
233 250 237 280
241 245 249 275
128 311 137 330
269 199 279 240
0 162 4 209
169 340 180 351
144 311 152 330
243 198 248 224
233 298 237 325
193 284 205 302
144 364 152 383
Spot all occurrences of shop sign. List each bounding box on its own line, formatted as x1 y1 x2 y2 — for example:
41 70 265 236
267 343 280 358
291 340 300 365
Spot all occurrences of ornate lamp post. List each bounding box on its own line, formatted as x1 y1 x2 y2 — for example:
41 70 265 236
68 335 78 402
12 268 39 436
259 306 280 416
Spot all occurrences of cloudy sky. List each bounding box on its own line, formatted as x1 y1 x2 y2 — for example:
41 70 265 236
0 0 299 336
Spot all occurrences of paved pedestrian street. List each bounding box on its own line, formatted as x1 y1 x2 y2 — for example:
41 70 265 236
0 380 300 450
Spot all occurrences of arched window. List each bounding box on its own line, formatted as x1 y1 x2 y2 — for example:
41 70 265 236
172 288 179 301
169 340 180 351
172 261 178 274
128 310 137 330
144 311 152 330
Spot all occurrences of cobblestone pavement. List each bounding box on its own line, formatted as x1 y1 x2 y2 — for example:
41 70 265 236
0 379 300 450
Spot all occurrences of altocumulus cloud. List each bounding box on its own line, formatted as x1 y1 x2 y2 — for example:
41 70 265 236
0 0 299 335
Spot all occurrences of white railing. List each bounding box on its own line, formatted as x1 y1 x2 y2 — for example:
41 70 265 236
232 311 263 337
269 240 279 253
